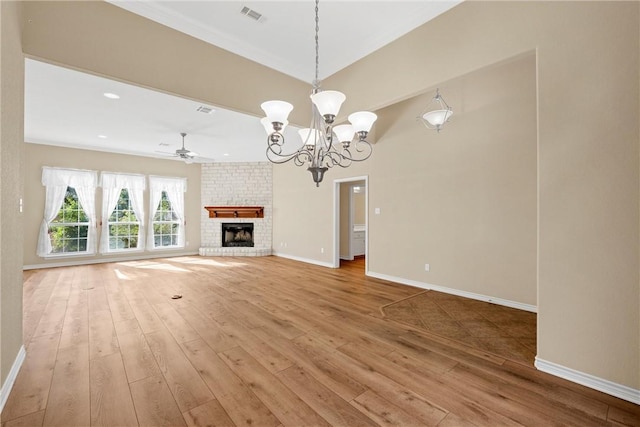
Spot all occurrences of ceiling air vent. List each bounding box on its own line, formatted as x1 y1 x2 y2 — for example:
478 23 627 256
240 6 264 22
196 105 215 114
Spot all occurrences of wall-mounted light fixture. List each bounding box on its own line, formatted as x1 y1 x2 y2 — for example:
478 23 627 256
418 89 453 133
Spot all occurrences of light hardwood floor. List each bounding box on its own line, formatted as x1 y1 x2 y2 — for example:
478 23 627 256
2 256 638 426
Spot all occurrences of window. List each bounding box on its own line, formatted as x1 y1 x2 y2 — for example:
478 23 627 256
149 176 186 250
38 167 97 257
100 172 145 253
108 189 140 250
49 187 90 254
152 191 180 247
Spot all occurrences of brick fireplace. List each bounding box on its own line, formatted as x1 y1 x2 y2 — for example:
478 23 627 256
199 162 272 257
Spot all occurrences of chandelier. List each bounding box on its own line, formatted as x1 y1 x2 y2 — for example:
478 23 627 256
260 0 377 187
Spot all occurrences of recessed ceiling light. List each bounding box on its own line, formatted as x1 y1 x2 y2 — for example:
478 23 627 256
223 153 230 157
103 92 120 99
98 135 107 139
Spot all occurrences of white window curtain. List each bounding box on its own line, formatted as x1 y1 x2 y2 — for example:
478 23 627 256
37 167 98 257
99 172 146 253
148 176 187 248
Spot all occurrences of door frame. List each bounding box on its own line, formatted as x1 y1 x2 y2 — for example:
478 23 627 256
332 175 368 272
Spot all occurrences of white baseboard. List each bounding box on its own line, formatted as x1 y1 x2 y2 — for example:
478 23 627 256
272 252 335 269
0 345 25 413
535 357 640 404
367 270 537 313
23 251 200 270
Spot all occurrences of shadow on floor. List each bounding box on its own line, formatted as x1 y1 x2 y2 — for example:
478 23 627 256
382 291 537 366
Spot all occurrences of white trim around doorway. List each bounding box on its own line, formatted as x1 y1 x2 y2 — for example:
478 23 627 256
333 176 368 273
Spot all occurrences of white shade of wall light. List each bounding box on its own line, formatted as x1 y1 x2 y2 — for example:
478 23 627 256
418 89 453 133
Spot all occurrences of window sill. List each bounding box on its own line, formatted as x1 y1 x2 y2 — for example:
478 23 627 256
150 245 185 251
43 252 95 259
102 249 145 256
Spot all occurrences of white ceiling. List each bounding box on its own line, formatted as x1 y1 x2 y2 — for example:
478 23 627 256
25 1 461 163
25 58 300 163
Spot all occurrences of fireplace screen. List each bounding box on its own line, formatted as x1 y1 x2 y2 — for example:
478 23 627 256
222 223 254 247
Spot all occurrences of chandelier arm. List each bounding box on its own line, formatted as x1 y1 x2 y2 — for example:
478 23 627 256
351 139 373 158
265 148 298 165
327 150 346 167
295 150 315 167
330 151 353 168
266 147 315 165
266 135 314 165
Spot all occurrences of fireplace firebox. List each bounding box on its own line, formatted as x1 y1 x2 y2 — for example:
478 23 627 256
222 223 254 247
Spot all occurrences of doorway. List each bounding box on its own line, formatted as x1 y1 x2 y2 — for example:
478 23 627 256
333 176 368 273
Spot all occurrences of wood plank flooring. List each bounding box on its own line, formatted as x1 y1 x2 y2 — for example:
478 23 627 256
3 256 639 426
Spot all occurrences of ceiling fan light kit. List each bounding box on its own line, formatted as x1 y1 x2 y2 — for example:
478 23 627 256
260 0 377 187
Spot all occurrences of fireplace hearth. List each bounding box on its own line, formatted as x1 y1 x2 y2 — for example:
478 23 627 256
222 223 254 247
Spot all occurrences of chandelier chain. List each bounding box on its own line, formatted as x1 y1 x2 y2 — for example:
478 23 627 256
314 0 320 88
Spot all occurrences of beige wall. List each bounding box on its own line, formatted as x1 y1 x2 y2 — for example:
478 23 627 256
1 1 25 384
370 54 537 304
23 144 201 267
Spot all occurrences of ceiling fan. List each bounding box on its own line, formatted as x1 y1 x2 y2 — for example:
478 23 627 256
158 132 200 163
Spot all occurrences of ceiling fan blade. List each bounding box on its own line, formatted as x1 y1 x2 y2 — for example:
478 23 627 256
154 150 178 156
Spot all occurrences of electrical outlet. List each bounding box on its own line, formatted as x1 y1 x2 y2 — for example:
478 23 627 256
425 263 430 272
375 207 381 215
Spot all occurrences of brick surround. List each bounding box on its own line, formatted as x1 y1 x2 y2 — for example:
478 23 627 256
199 162 272 256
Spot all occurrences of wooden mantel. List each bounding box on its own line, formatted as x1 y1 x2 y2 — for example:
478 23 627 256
204 206 264 219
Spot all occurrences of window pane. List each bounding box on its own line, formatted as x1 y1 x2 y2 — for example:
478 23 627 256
152 190 182 248
106 189 140 251
49 224 91 254
61 187 89 224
